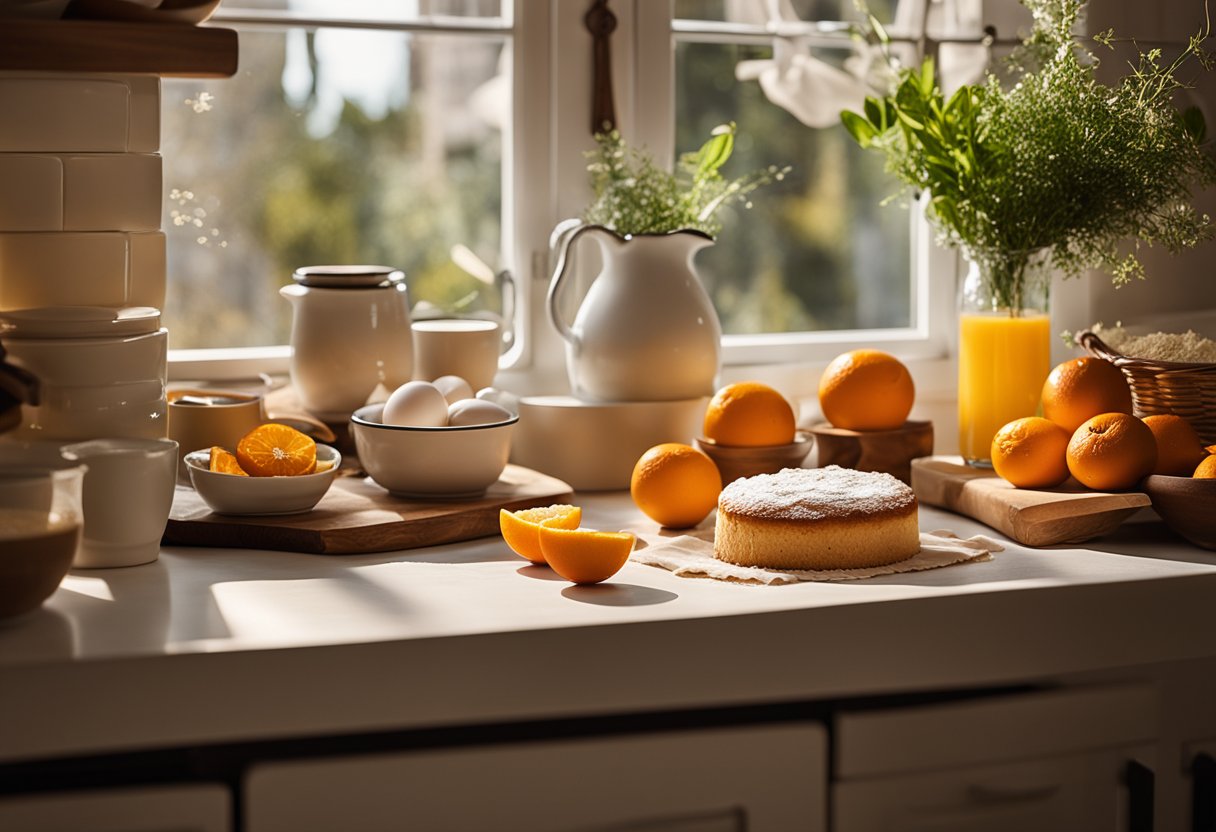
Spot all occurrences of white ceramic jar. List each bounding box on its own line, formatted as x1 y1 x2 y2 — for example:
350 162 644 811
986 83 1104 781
0 306 168 441
280 266 414 418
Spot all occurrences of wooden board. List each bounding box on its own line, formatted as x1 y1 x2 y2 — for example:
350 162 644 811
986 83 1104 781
0 22 238 77
163 465 574 555
911 456 1151 547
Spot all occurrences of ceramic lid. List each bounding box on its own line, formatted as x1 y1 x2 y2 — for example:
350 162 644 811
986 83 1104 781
0 306 161 339
292 265 405 289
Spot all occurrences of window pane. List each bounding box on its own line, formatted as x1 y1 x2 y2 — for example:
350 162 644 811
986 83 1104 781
674 0 899 24
161 27 506 349
219 0 507 23
675 41 911 335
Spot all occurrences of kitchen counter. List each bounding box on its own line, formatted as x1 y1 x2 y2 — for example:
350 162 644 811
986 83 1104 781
2 496 1216 765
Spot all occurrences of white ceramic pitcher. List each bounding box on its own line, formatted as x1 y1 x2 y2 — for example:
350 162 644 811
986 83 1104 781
547 221 721 402
280 266 413 417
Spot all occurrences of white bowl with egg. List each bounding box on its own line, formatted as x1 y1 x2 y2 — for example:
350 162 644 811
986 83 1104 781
183 445 341 515
351 403 517 498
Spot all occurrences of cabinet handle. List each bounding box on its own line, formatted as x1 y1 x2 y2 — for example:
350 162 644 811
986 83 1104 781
1127 760 1155 832
1194 752 1216 832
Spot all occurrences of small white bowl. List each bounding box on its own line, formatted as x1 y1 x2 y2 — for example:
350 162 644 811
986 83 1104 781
183 444 341 516
351 403 516 498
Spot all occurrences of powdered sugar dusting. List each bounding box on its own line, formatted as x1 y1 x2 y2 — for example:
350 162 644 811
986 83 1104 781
719 465 915 521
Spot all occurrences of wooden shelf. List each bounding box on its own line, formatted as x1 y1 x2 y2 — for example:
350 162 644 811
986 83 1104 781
0 21 237 78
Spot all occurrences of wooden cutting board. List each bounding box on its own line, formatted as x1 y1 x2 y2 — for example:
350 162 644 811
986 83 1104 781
911 456 1151 547
163 465 574 555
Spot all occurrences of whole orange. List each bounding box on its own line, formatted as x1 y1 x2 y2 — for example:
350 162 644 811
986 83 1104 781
818 350 914 431
1143 414 1206 476
703 382 796 447
1041 358 1132 433
630 443 722 528
1066 412 1158 491
990 417 1071 488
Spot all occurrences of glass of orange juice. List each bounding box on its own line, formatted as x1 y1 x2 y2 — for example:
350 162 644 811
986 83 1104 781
958 251 1052 466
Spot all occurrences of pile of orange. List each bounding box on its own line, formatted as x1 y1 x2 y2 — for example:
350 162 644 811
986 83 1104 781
208 423 327 477
991 357 1214 490
499 503 635 584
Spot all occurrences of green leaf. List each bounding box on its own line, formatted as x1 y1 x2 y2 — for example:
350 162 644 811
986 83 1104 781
842 110 878 147
868 14 889 44
863 96 886 131
695 124 735 176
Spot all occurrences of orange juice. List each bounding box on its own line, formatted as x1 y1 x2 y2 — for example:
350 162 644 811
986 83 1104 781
958 313 1051 464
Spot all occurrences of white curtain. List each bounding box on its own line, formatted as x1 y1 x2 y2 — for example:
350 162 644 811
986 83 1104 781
735 0 990 129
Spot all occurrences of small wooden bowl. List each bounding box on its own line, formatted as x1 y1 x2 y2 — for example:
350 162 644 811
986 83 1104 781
810 420 934 485
693 432 813 485
1142 475 1216 550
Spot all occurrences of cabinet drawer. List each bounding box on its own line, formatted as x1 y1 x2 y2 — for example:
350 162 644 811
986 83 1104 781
835 684 1157 779
0 783 230 832
834 744 1155 832
245 722 827 832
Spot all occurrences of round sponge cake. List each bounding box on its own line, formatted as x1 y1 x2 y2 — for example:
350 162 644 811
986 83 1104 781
713 465 919 570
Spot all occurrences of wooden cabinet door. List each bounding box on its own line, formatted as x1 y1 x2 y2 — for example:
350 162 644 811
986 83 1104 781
244 722 827 832
0 784 230 832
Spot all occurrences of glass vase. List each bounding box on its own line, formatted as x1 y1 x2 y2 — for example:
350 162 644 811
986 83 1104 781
957 249 1053 467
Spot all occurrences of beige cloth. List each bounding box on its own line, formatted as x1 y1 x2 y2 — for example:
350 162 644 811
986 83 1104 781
631 529 1002 585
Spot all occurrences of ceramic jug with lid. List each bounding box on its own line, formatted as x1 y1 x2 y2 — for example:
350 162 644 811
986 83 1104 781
548 221 721 402
280 265 413 417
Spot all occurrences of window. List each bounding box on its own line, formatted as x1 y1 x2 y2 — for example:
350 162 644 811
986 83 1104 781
163 1 512 362
168 0 975 380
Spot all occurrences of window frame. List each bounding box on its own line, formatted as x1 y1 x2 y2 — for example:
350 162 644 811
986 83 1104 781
169 0 958 386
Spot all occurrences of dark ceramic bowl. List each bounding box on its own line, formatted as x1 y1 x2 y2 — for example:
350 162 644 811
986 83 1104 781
1142 475 1216 550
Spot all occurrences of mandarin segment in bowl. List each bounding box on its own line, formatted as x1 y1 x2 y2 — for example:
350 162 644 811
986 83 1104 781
209 446 249 476
536 521 636 584
236 423 317 477
499 504 582 564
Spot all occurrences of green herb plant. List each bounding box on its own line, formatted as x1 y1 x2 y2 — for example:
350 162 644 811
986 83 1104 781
584 123 787 238
842 0 1216 314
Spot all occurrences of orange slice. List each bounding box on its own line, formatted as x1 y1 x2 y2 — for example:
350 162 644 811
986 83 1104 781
235 423 317 477
537 521 635 584
499 504 581 564
209 446 249 476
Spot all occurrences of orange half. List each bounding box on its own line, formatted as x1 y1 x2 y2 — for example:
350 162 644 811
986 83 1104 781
537 522 635 584
499 504 582 564
236 423 317 477
209 446 249 476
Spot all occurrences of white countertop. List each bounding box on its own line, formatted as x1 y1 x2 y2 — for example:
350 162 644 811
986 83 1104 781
2 495 1216 763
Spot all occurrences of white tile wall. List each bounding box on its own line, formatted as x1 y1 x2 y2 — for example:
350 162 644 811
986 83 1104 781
0 153 162 232
0 231 166 310
0 154 62 231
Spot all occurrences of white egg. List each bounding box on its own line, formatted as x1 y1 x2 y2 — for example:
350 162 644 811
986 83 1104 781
447 398 513 427
432 374 474 405
382 381 449 427
475 386 520 416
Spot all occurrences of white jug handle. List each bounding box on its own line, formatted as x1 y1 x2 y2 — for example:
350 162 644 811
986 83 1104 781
547 220 611 344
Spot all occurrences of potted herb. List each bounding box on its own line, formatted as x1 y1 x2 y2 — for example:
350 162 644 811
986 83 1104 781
548 125 785 401
842 0 1216 464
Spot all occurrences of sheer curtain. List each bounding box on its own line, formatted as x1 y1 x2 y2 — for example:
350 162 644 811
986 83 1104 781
734 0 990 129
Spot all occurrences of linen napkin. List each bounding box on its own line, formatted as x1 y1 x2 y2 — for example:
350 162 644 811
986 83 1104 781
631 529 1002 585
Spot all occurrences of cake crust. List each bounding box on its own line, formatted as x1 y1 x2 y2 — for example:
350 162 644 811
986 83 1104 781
713 466 920 570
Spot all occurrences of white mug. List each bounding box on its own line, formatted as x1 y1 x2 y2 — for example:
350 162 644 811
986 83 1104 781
412 318 501 391
60 438 178 569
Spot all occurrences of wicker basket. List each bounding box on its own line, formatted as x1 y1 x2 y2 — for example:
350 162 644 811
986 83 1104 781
1080 330 1216 446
